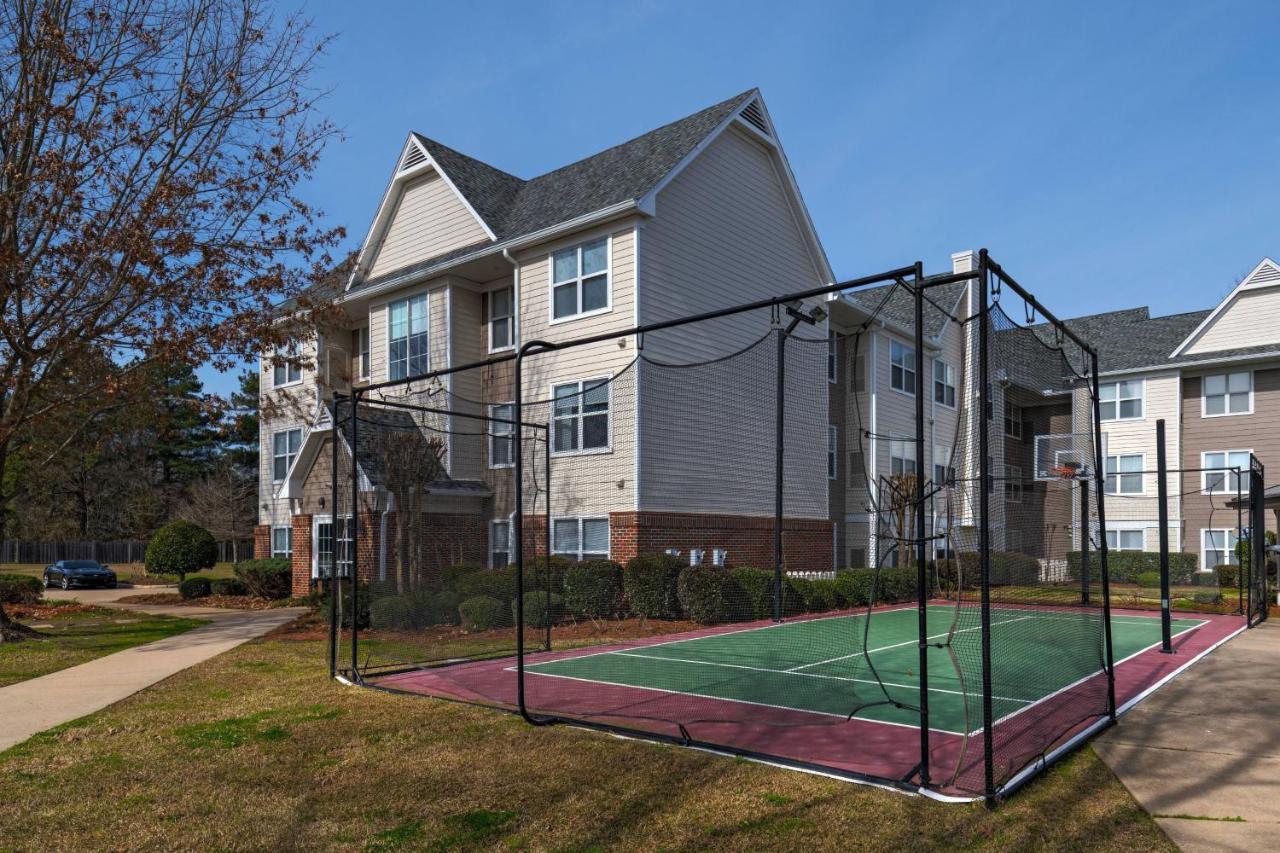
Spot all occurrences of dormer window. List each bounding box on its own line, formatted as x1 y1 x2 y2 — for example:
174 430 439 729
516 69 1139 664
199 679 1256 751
551 238 609 322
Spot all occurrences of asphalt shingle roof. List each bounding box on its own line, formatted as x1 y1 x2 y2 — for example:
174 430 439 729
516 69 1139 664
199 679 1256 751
350 90 755 293
844 276 968 339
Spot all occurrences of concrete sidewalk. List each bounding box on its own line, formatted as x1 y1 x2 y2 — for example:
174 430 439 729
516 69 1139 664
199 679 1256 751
0 591 305 752
1095 619 1279 852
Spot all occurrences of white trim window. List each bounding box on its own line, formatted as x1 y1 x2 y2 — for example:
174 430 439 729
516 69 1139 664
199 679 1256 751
1105 454 1144 495
889 439 916 477
827 425 837 479
1004 463 1023 504
1202 528 1239 569
933 444 955 488
272 341 303 387
489 403 514 468
271 526 292 558
933 360 956 408
388 293 429 380
1106 529 1144 552
552 517 609 561
828 330 837 383
1202 450 1251 494
550 237 609 322
490 519 511 568
1099 379 1143 421
889 340 915 394
488 286 514 352
355 326 370 380
271 428 302 482
552 378 609 454
1202 371 1251 417
1004 401 1023 439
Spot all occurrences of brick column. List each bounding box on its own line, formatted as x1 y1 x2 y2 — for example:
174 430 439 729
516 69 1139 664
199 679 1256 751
253 525 271 560
291 514 312 597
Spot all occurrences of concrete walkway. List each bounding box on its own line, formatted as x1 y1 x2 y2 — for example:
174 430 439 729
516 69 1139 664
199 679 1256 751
1095 619 1279 852
0 586 305 752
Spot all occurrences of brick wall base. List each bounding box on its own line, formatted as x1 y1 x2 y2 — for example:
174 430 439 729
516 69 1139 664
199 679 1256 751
609 511 833 571
291 514 313 597
254 525 270 560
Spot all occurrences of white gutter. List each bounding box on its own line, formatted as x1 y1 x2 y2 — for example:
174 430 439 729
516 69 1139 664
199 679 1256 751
1098 349 1280 379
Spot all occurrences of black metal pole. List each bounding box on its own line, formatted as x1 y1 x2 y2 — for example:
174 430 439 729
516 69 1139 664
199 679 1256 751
977 250 995 807
1236 469 1244 617
912 261 930 787
1156 419 1172 653
349 388 360 679
1080 482 1090 607
774 326 786 623
328 396 340 678
1090 352 1117 721
544 427 552 652
514 349 528 712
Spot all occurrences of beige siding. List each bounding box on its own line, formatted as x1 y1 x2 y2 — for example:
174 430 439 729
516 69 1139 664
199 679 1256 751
636 125 827 520
367 171 490 279
448 284 488 481
1099 371 1182 551
258 337 320 526
1185 285 1280 355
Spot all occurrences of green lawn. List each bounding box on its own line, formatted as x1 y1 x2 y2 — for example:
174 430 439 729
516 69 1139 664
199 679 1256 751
0 562 236 585
0 605 206 687
0 630 1175 850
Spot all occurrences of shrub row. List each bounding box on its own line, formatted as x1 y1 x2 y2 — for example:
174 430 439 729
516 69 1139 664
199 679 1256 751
233 558 292 599
1066 550 1197 585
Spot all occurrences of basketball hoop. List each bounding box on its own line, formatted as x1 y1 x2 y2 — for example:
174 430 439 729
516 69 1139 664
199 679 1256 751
1052 461 1082 480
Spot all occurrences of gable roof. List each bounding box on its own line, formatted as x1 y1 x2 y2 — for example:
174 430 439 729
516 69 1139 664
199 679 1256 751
842 277 968 341
1170 257 1280 357
349 89 827 295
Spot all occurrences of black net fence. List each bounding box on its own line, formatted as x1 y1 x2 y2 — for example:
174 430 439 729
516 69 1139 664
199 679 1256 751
1248 456 1269 627
320 258 1229 802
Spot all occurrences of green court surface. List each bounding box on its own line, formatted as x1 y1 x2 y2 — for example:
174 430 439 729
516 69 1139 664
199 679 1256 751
525 605 1205 735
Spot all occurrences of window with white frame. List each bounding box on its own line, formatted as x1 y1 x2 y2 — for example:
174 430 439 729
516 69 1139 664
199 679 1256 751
272 428 302 482
932 515 954 560
933 360 956 408
272 341 303 387
488 286 514 351
933 444 955 487
1202 372 1251 416
889 340 915 394
1202 528 1239 569
828 330 837 383
1004 464 1023 504
551 238 609 321
490 519 510 568
1004 401 1023 439
1106 529 1144 552
828 425 837 479
553 518 609 561
1099 379 1143 420
552 379 609 454
889 439 916 477
271 526 292 558
354 326 370 380
1202 450 1251 494
489 403 514 468
388 293 428 380
1105 454 1144 494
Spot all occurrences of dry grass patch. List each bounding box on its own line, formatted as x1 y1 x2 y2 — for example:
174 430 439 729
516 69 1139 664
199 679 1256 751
0 635 1174 851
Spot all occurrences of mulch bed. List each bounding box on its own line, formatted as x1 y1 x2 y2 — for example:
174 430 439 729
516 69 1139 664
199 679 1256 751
10 601 106 621
115 593 286 611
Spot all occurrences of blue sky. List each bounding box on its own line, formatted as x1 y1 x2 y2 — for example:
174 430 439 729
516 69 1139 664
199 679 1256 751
201 1 1280 393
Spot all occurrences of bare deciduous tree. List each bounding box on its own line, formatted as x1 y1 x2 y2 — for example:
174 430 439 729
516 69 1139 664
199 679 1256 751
0 0 342 640
178 459 255 561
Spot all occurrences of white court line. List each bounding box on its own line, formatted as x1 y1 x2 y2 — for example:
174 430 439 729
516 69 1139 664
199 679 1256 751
787 614 1034 672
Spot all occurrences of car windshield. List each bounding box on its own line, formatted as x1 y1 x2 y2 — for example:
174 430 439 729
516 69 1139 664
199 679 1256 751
63 560 103 569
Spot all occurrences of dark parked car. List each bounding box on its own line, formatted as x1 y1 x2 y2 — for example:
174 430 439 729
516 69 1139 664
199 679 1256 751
43 559 117 590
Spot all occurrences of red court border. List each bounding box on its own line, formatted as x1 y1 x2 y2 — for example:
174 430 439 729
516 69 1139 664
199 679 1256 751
369 605 1244 799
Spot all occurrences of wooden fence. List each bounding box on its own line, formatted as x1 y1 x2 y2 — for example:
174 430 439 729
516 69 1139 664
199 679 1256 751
0 539 254 566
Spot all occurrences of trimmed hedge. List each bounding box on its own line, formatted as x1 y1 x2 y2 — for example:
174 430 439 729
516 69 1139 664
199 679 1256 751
145 520 217 580
1067 550 1196 585
1214 564 1239 589
178 577 212 599
624 554 684 620
1135 571 1161 589
563 560 624 621
835 567 918 606
234 558 291 599
453 567 518 605
0 573 43 605
369 590 462 630
210 578 247 597
513 591 563 629
459 596 507 631
676 565 733 624
730 567 801 620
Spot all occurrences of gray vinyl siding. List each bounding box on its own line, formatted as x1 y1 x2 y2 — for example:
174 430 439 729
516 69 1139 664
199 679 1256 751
367 172 490 279
636 125 827 519
447 284 487 481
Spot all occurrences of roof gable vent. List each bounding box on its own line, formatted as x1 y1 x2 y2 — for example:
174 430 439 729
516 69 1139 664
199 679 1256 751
738 99 770 136
1254 263 1280 284
399 142 428 173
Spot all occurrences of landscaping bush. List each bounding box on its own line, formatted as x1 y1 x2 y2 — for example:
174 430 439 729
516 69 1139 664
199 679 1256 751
145 520 217 582
835 569 875 607
1135 571 1161 589
788 576 842 612
440 563 484 591
563 560 625 621
0 573 43 605
878 566 918 602
369 595 417 630
369 589 462 630
210 578 247 597
452 567 518 605
178 577 212 599
513 591 564 629
677 565 734 624
1214 564 1239 589
421 591 462 626
234 558 292 599
624 553 684 620
524 555 573 594
459 596 507 632
316 585 370 629
728 567 802 619
835 567 918 607
1193 590 1223 606
1067 550 1196 585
